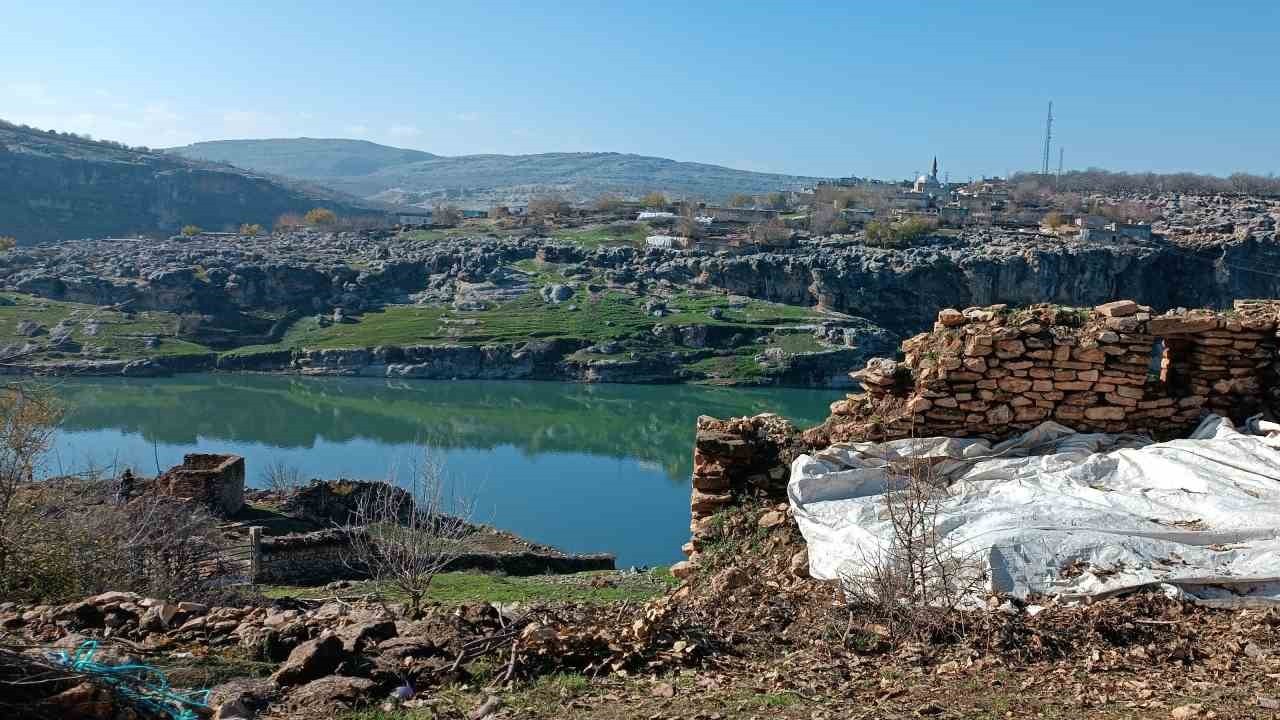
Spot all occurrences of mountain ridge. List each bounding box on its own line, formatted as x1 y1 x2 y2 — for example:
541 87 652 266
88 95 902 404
168 138 821 204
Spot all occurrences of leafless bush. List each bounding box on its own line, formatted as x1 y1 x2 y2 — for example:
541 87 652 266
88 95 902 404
344 452 475 618
839 441 985 644
529 193 570 218
261 458 305 493
0 385 60 596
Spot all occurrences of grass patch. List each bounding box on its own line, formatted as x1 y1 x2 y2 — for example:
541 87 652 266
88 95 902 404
260 569 675 606
0 293 211 360
552 223 651 249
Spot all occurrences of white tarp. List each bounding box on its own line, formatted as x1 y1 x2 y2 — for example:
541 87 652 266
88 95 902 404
788 415 1280 607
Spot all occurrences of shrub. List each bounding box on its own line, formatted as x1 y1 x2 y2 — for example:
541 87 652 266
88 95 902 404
529 193 570 218
640 191 668 210
864 216 938 248
180 225 202 237
275 213 305 231
432 204 463 227
0 237 15 251
304 208 337 226
261 458 305 493
593 193 624 213
238 223 263 237
344 452 475 619
839 439 984 643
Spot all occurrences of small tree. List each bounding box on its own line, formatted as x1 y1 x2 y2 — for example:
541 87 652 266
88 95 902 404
839 438 985 643
0 386 60 596
728 193 754 208
593 193 624 213
432 204 463 227
763 191 789 210
529 193 570 218
640 191 668 210
261 458 305 493
305 208 337 226
0 237 16 251
677 204 705 239
238 223 263 237
180 225 202 237
748 217 790 245
345 454 475 618
275 213 305 231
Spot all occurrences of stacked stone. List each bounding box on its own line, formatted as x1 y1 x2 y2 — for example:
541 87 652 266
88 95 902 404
817 300 1280 445
675 414 798 579
1152 302 1279 421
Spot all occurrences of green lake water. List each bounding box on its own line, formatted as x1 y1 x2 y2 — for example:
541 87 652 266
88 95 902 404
48 375 839 567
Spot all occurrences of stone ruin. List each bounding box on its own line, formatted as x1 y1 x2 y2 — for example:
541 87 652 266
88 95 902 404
810 298 1280 445
674 299 1280 579
153 453 245 517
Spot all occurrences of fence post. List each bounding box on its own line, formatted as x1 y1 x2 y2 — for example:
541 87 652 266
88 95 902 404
248 526 263 582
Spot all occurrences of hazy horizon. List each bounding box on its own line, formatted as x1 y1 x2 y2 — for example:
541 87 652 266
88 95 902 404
3 1 1278 181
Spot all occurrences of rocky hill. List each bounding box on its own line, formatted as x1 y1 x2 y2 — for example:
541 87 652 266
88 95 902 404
0 122 381 243
168 138 820 204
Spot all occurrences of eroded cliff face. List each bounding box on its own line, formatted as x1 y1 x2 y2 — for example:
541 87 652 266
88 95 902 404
0 125 373 242
683 236 1280 334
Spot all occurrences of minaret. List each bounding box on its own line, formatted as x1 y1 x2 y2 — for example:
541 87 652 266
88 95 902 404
931 156 938 181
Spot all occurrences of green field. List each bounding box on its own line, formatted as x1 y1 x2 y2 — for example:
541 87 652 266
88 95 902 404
0 293 211 360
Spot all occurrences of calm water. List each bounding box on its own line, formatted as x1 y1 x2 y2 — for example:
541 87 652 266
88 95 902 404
47 375 838 567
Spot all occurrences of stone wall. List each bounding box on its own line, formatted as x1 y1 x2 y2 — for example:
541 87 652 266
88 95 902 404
155 453 245 517
808 299 1280 446
673 414 801 578
254 528 616 585
677 299 1280 577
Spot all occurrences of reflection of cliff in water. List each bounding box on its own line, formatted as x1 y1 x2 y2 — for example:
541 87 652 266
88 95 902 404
54 375 838 481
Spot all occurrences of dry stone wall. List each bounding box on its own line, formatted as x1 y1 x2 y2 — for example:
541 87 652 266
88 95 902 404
678 299 1280 578
809 299 1280 445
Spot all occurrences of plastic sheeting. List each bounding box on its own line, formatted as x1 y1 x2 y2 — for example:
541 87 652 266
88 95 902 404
788 415 1280 607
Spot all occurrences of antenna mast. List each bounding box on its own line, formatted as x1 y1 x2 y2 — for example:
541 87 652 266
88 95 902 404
1042 101 1054 175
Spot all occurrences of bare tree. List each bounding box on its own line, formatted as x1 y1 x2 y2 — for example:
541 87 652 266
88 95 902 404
344 453 475 618
528 193 571 218
433 204 463 227
261 458 305 493
839 440 985 644
0 385 59 595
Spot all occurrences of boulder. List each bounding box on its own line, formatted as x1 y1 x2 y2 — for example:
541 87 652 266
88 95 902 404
286 676 376 709
338 619 397 654
270 632 346 687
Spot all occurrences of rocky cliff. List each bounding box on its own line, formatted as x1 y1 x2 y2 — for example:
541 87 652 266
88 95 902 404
0 122 379 243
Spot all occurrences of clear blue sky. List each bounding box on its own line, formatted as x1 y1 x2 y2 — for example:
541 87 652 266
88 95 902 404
2 0 1277 180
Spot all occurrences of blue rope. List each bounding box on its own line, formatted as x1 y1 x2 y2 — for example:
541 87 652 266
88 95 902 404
48 640 210 720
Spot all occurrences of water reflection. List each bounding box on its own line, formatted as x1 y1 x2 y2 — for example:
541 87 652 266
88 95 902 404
49 375 838 566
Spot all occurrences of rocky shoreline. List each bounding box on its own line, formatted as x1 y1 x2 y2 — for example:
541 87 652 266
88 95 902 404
0 337 869 387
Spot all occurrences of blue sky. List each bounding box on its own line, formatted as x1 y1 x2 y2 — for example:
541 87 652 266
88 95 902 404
2 0 1277 180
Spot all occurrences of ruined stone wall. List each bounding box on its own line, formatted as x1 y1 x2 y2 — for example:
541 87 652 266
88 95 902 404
254 528 616 585
677 299 1280 577
155 453 245 517
810 299 1280 445
674 414 801 578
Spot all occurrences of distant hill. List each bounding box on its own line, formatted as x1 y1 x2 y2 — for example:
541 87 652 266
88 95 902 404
0 122 383 243
168 138 437 179
169 138 820 204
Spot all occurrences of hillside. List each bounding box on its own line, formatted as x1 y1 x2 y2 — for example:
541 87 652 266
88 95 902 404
0 121 382 243
169 138 820 204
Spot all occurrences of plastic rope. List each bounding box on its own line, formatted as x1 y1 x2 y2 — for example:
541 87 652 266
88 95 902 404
48 640 210 720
